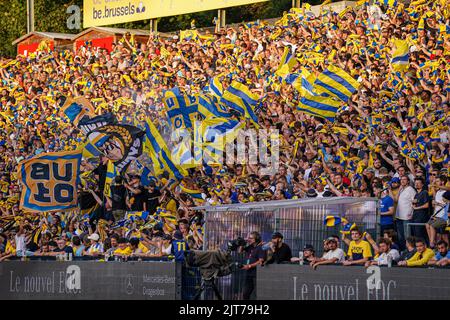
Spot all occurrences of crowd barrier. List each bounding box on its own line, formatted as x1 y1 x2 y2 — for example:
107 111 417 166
257 264 450 300
2 260 449 300
0 261 177 300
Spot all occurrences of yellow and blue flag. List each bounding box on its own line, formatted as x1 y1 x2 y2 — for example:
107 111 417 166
163 95 199 130
143 118 188 181
324 215 343 227
391 39 410 72
208 75 224 97
313 65 360 102
61 96 95 126
18 149 82 212
104 160 117 197
220 81 259 125
179 183 204 200
276 46 298 80
297 94 341 122
180 29 199 42
126 211 150 222
197 94 231 119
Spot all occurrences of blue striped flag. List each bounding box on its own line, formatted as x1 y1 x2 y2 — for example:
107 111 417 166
143 118 188 181
297 94 341 122
313 65 360 102
220 81 259 125
391 39 409 72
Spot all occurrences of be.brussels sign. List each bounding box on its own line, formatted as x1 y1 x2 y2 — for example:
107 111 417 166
0 261 177 300
257 264 450 300
84 0 268 28
18 150 82 212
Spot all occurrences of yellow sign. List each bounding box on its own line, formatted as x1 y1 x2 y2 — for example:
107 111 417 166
83 0 268 28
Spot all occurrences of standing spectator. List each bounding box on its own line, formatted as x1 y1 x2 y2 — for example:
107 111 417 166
110 176 127 222
375 184 395 235
398 238 435 267
171 230 189 262
426 187 450 248
411 178 430 243
393 176 416 251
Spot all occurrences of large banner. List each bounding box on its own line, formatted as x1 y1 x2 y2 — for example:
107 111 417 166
18 150 82 212
257 264 450 300
83 0 268 28
0 261 176 300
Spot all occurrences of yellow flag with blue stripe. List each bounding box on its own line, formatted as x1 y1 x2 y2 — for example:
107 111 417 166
276 46 298 80
313 65 360 102
220 81 259 125
208 74 224 97
297 94 341 122
104 160 117 197
143 118 188 180
391 39 410 72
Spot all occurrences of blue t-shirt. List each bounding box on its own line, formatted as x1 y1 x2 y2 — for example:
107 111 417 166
435 251 450 261
171 239 189 262
380 195 394 226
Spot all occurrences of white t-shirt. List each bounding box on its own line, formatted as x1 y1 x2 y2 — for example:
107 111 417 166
15 234 26 253
434 190 446 218
375 249 400 265
322 248 345 263
396 186 416 220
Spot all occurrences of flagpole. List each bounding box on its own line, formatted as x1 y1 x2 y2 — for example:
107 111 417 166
27 0 35 33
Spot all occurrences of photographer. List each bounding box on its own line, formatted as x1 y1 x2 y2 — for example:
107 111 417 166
239 231 266 300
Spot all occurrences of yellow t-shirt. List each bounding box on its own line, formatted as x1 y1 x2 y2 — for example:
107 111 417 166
5 241 16 255
138 242 149 254
114 246 132 256
347 240 372 261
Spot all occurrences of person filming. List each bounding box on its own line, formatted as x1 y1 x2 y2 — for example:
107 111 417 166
239 231 266 300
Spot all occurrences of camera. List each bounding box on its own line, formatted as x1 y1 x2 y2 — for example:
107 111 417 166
227 237 246 251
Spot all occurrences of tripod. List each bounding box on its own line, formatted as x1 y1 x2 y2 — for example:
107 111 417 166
193 277 223 300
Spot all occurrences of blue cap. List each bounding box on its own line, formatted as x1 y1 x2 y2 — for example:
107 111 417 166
390 177 400 184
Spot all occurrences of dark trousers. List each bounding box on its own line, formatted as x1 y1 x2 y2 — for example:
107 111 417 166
411 211 430 244
243 274 256 300
395 219 408 252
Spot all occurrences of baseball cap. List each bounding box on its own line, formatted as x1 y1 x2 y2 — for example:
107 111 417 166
303 244 315 252
87 233 100 241
272 232 283 239
325 237 337 243
306 188 318 198
390 177 400 184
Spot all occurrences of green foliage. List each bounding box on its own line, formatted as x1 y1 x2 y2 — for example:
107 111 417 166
0 0 317 57
0 0 27 57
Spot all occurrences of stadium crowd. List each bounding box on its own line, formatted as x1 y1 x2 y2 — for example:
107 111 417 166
0 0 449 265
